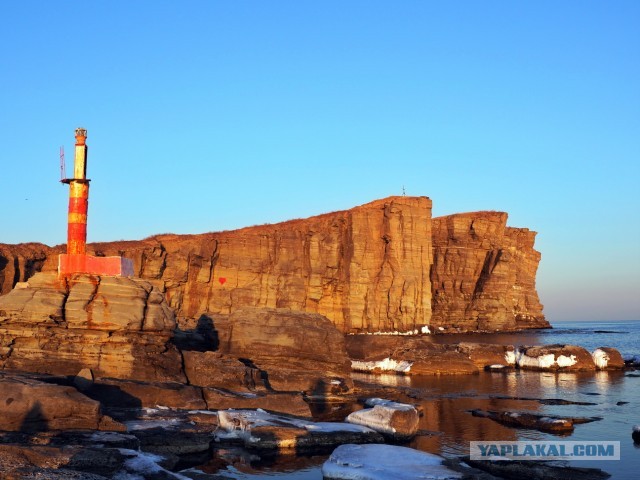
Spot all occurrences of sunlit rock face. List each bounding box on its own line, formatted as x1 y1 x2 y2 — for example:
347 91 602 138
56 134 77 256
0 197 547 334
0 272 184 383
430 211 548 332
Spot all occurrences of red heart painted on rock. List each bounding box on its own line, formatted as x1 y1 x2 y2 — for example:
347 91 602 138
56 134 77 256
218 277 227 285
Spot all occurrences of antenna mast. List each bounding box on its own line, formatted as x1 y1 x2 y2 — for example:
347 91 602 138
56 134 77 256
59 146 66 182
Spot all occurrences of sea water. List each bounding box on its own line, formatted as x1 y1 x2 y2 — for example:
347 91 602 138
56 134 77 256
188 320 640 479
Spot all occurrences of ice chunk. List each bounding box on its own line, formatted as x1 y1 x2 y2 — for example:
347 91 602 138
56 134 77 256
351 357 413 373
592 348 610 369
347 399 419 438
322 444 461 479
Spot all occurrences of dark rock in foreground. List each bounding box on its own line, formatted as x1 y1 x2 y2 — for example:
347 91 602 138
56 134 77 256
463 456 611 480
470 409 601 434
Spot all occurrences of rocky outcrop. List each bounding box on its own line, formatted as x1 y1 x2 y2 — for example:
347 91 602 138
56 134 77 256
347 336 479 375
431 211 548 332
0 197 547 334
0 272 185 383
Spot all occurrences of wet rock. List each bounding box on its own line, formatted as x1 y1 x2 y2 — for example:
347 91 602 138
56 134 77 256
322 443 462 479
65 447 126 476
592 347 625 370
132 427 213 455
470 409 601 434
490 395 596 406
463 456 611 480
515 344 596 371
216 409 384 452
633 425 640 443
0 373 124 432
346 398 419 440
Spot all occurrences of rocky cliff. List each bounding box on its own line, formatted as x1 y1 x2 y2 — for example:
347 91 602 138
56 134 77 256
431 211 547 331
0 196 547 333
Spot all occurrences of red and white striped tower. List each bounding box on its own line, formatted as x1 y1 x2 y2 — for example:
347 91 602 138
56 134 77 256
58 128 134 277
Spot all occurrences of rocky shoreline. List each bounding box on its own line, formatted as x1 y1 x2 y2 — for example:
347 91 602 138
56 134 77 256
0 271 635 478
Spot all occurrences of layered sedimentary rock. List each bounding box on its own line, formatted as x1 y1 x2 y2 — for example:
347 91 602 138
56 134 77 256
0 243 51 295
43 196 433 333
0 272 185 383
0 197 547 333
431 211 548 331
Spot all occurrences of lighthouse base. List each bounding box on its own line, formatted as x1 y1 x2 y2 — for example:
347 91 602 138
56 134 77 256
58 254 135 277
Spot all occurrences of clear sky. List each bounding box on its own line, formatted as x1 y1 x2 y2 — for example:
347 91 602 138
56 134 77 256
1 1 638 322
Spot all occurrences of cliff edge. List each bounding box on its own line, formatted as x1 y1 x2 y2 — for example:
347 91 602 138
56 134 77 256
0 196 547 332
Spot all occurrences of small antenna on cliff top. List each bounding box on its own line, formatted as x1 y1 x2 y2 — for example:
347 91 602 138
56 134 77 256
59 146 66 182
402 185 406 196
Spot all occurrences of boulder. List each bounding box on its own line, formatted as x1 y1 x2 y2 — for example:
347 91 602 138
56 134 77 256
182 350 263 390
0 373 124 432
633 425 640 443
515 344 596 371
592 347 625 370
215 308 353 394
346 398 419 440
322 444 462 479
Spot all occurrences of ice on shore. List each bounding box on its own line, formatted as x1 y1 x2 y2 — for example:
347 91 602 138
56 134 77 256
113 449 190 480
592 348 610 369
322 444 461 479
351 357 413 373
347 398 419 438
514 348 577 369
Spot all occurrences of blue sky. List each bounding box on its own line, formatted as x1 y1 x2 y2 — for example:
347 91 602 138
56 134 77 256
1 1 638 321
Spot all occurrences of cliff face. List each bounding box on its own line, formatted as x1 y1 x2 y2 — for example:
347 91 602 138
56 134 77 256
430 212 547 331
0 243 51 295
0 196 547 333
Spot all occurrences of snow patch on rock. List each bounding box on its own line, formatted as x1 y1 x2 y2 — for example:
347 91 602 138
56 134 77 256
592 349 610 369
322 444 461 480
352 357 413 373
515 348 577 369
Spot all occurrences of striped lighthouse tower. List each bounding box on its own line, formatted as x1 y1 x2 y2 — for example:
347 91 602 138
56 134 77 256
58 128 134 277
67 128 90 255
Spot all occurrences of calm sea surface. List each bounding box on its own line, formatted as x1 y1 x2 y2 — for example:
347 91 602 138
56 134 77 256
187 320 640 479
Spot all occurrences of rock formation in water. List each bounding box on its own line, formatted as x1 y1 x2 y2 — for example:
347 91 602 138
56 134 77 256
0 196 548 333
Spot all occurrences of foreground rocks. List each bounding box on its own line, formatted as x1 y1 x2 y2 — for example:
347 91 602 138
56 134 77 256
0 374 124 433
463 457 611 480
